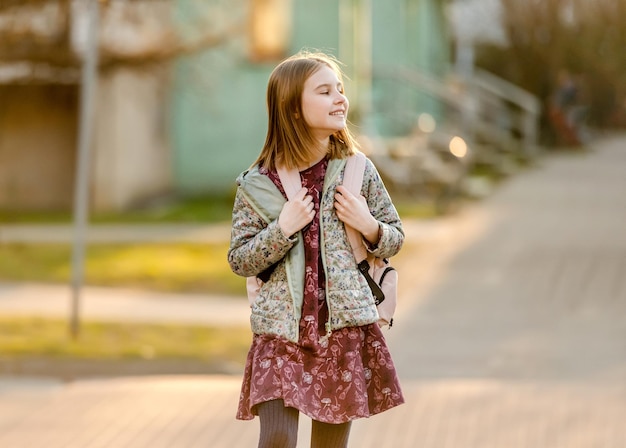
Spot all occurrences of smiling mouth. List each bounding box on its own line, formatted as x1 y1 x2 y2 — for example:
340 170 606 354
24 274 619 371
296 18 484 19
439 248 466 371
330 111 345 116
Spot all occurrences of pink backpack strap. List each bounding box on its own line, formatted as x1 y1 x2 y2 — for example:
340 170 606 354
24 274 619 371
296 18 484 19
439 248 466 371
277 153 366 201
343 153 368 263
342 152 366 196
277 166 302 200
277 155 368 263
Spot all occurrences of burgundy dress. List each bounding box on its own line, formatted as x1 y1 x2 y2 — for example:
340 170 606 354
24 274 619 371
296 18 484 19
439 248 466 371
236 158 404 424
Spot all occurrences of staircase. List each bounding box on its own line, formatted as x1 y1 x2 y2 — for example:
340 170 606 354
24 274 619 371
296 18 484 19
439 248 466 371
360 66 541 209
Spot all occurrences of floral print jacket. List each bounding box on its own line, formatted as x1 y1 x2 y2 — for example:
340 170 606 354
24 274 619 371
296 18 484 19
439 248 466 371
228 155 404 343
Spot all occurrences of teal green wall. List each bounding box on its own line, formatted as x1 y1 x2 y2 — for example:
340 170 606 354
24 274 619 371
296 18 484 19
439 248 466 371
171 0 451 195
171 0 343 196
291 0 340 54
371 0 451 136
172 54 271 194
413 0 451 122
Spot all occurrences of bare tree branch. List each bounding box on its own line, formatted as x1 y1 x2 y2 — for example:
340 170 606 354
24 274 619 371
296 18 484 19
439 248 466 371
99 21 246 69
0 0 247 73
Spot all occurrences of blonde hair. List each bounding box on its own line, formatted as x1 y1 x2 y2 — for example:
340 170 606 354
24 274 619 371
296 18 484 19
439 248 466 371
254 51 359 171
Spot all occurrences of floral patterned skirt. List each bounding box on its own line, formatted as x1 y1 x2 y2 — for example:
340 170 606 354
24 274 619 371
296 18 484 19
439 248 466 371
236 324 404 424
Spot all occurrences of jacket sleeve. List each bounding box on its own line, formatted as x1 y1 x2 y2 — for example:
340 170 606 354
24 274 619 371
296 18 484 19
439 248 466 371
227 187 296 277
362 157 404 259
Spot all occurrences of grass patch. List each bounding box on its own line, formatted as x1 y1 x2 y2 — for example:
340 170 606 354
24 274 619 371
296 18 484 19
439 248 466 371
0 194 235 224
0 242 246 296
1 191 443 224
394 200 440 219
95 194 236 224
0 316 250 363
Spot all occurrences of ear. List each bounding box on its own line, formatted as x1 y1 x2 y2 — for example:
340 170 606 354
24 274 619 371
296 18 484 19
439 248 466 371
294 111 300 119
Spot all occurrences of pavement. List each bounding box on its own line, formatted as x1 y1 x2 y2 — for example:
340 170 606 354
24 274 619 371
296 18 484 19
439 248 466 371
1 134 626 447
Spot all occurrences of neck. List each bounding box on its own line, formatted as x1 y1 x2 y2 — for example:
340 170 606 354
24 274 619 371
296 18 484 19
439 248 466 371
298 139 329 171
299 154 325 171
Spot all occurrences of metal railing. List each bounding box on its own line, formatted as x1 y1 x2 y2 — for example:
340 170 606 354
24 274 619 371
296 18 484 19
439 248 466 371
361 65 541 208
460 68 541 157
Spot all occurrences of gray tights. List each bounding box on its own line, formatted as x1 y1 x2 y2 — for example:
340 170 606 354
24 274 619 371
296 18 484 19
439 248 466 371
257 399 352 448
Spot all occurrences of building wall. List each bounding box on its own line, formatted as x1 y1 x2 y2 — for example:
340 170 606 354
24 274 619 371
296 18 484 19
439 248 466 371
371 0 451 136
92 68 172 212
413 0 452 120
170 1 259 195
0 1 175 213
171 0 451 195
170 0 344 196
291 0 340 53
171 53 270 195
0 85 77 211
0 71 172 214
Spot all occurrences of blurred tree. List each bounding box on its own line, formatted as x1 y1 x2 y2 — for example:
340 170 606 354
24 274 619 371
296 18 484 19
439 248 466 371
474 0 626 137
0 0 246 75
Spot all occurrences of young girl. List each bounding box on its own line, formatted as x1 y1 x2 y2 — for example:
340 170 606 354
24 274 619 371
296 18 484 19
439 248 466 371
228 51 404 448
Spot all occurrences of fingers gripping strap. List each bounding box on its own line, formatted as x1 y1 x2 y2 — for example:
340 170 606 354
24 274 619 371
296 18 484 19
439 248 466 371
277 153 365 201
277 155 369 265
277 167 302 200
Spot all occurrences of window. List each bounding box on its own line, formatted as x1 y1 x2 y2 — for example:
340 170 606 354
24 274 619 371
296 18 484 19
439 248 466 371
249 0 292 62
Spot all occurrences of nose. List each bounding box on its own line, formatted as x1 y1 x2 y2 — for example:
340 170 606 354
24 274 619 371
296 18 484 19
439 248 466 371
335 92 347 105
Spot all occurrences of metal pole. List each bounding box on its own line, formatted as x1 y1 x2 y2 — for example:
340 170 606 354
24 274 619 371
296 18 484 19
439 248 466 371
357 0 373 134
338 0 353 71
70 0 100 339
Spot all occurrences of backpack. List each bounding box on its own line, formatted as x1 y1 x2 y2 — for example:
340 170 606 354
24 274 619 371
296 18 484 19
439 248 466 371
246 153 398 328
342 152 398 328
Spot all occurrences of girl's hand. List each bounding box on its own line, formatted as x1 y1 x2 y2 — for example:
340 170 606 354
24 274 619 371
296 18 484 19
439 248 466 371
278 187 315 238
334 185 380 244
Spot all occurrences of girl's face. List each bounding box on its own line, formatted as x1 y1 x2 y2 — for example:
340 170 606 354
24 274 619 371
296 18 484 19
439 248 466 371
301 65 349 142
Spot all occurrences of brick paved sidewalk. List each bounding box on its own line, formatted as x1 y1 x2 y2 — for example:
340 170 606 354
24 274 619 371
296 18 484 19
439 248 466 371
1 134 626 447
0 375 624 448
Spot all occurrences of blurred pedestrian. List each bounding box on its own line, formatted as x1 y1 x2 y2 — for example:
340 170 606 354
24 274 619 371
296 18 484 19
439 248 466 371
227 51 404 448
548 69 589 145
